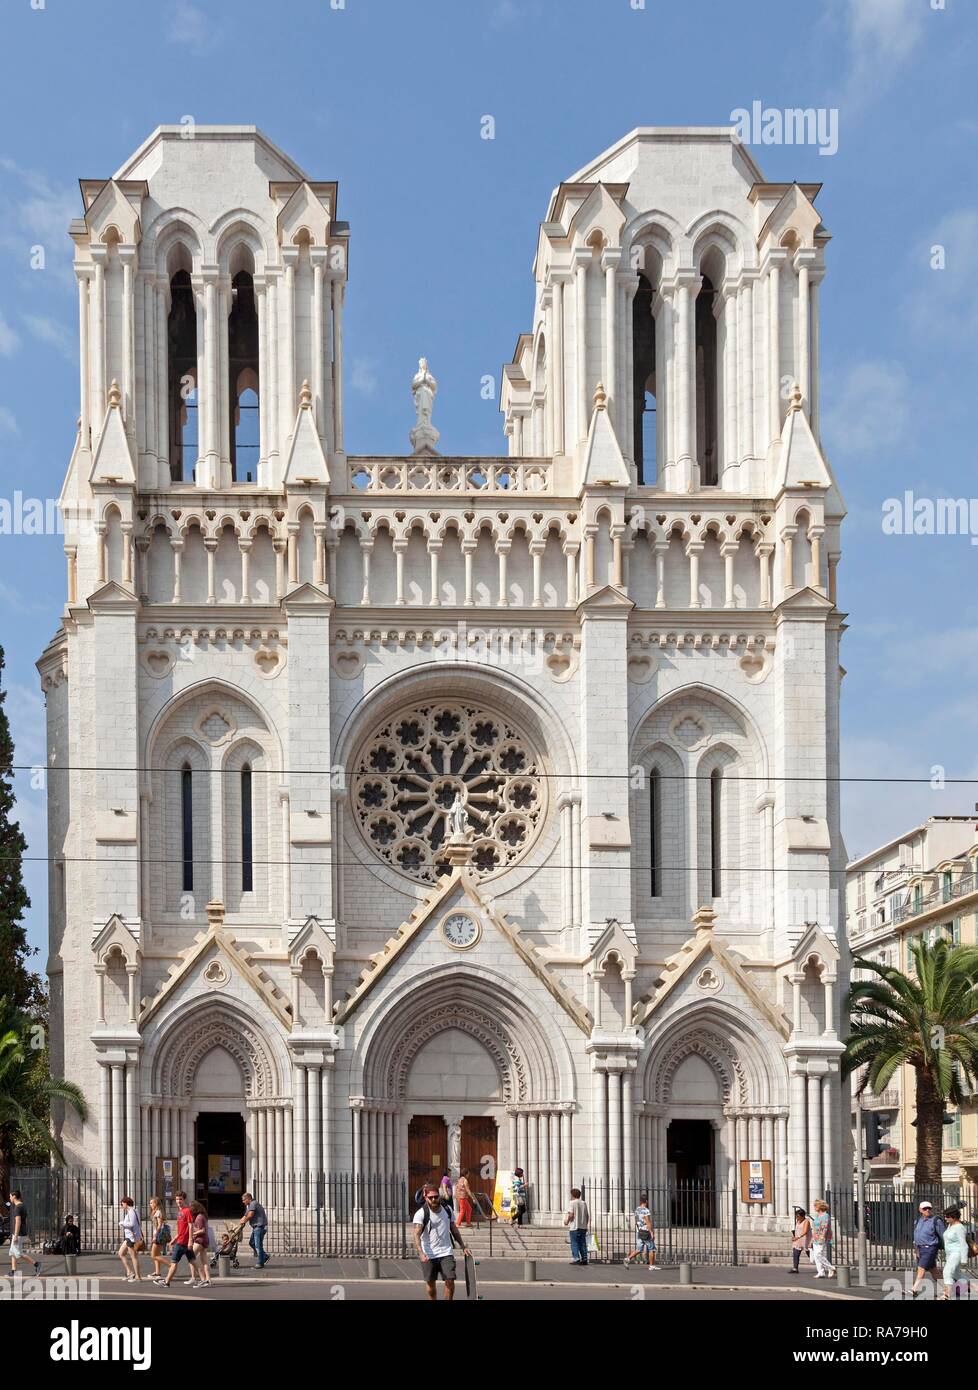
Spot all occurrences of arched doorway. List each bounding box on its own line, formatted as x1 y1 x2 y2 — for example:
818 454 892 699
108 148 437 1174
355 970 573 1218
146 1001 284 1218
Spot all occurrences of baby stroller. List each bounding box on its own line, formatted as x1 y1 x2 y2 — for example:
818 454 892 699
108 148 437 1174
210 1223 241 1270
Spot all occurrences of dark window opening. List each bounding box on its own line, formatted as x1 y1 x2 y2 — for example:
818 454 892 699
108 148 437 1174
241 764 253 893
695 275 718 486
168 271 198 483
632 274 656 484
710 767 722 898
181 763 194 892
650 767 661 898
228 271 260 484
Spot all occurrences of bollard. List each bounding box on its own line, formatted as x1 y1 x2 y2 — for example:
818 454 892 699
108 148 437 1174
523 1258 536 1282
368 1256 381 1280
64 1254 77 1278
836 1267 851 1290
679 1261 693 1285
218 1254 231 1280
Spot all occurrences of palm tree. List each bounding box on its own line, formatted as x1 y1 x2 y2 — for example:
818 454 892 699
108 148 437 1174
843 937 978 1184
0 1005 88 1200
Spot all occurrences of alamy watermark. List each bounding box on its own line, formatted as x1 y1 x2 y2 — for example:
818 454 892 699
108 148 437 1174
882 491 978 546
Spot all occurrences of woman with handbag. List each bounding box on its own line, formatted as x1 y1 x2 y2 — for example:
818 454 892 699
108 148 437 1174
117 1197 144 1282
189 1201 212 1289
148 1196 172 1283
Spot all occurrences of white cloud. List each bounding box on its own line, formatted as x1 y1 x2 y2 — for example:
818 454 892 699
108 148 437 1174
0 405 18 435
350 357 378 395
22 312 75 362
166 1 215 56
0 310 19 356
905 208 978 340
4 682 47 769
821 358 911 457
0 158 77 287
837 0 928 107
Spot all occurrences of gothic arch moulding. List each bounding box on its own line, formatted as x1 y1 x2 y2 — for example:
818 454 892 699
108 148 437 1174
352 966 575 1106
147 999 285 1101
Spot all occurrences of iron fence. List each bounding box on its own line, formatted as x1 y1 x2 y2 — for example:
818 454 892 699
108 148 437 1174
578 1179 739 1265
826 1180 978 1270
8 1169 409 1259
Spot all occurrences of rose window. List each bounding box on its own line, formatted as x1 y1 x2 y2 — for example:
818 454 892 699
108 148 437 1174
351 702 546 883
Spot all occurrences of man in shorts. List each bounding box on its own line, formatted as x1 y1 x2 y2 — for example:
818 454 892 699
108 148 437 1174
412 1182 471 1301
7 1191 41 1278
161 1191 196 1288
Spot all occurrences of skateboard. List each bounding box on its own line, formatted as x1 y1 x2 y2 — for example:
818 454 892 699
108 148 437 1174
464 1252 482 1300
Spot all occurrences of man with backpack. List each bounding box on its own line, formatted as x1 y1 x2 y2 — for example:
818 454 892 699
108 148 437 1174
412 1182 471 1301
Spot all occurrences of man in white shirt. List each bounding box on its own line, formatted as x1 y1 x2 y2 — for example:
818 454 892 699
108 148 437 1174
412 1182 471 1300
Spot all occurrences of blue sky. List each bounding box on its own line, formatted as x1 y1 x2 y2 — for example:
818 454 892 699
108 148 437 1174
1 0 977 964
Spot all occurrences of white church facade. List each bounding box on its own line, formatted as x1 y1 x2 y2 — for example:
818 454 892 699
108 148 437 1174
39 125 847 1226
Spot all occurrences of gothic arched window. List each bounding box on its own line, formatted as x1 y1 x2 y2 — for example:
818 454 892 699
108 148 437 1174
695 275 718 486
241 764 253 893
228 271 260 483
181 763 194 892
632 274 656 484
649 766 661 898
167 270 198 483
710 766 722 898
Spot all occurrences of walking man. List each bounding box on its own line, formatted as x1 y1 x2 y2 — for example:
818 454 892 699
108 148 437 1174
6 1191 41 1278
563 1187 590 1265
911 1200 946 1298
238 1192 269 1268
161 1191 196 1288
412 1182 471 1301
624 1193 658 1270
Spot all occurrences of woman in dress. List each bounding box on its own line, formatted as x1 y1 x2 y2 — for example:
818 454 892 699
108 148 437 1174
940 1205 969 1300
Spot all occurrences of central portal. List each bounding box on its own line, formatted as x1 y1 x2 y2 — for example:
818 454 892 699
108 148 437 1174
195 1111 245 1219
667 1118 716 1227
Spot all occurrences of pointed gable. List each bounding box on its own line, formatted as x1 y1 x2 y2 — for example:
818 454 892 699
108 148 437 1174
333 869 592 1033
580 384 629 489
139 924 293 1029
283 381 330 485
89 382 136 486
773 386 843 518
635 907 790 1037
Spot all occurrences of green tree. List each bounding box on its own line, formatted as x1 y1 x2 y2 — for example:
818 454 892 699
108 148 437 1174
843 937 978 1183
0 645 41 1011
0 1000 88 1200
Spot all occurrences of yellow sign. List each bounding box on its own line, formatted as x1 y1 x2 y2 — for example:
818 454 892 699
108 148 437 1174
493 1170 515 1221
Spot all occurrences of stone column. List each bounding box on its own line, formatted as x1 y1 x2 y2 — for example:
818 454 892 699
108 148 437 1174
768 256 783 445
99 1062 111 1173
560 1108 573 1199
307 1063 322 1178
807 1074 823 1199
574 252 589 445
776 1112 789 1218
603 251 619 432
78 272 91 450
156 277 170 476
552 275 566 454
281 251 297 443
91 248 106 432
622 1071 635 1198
331 276 345 455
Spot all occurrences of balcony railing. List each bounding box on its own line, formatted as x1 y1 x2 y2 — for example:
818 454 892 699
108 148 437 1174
345 456 553 496
890 873 976 926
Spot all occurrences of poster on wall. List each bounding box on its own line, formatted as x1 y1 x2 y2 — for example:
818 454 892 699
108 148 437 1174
207 1154 243 1195
155 1157 176 1206
739 1158 772 1203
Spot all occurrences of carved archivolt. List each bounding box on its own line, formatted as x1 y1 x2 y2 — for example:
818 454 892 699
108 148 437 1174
654 1028 749 1107
155 1008 279 1100
351 701 546 884
386 1003 527 1103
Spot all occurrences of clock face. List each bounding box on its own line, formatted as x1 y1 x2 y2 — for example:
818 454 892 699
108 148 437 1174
442 912 479 950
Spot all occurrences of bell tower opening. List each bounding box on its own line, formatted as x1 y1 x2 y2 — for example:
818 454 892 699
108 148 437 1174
228 268 260 483
167 268 198 483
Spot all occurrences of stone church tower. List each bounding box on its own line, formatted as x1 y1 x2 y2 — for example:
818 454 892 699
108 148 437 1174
38 125 846 1226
